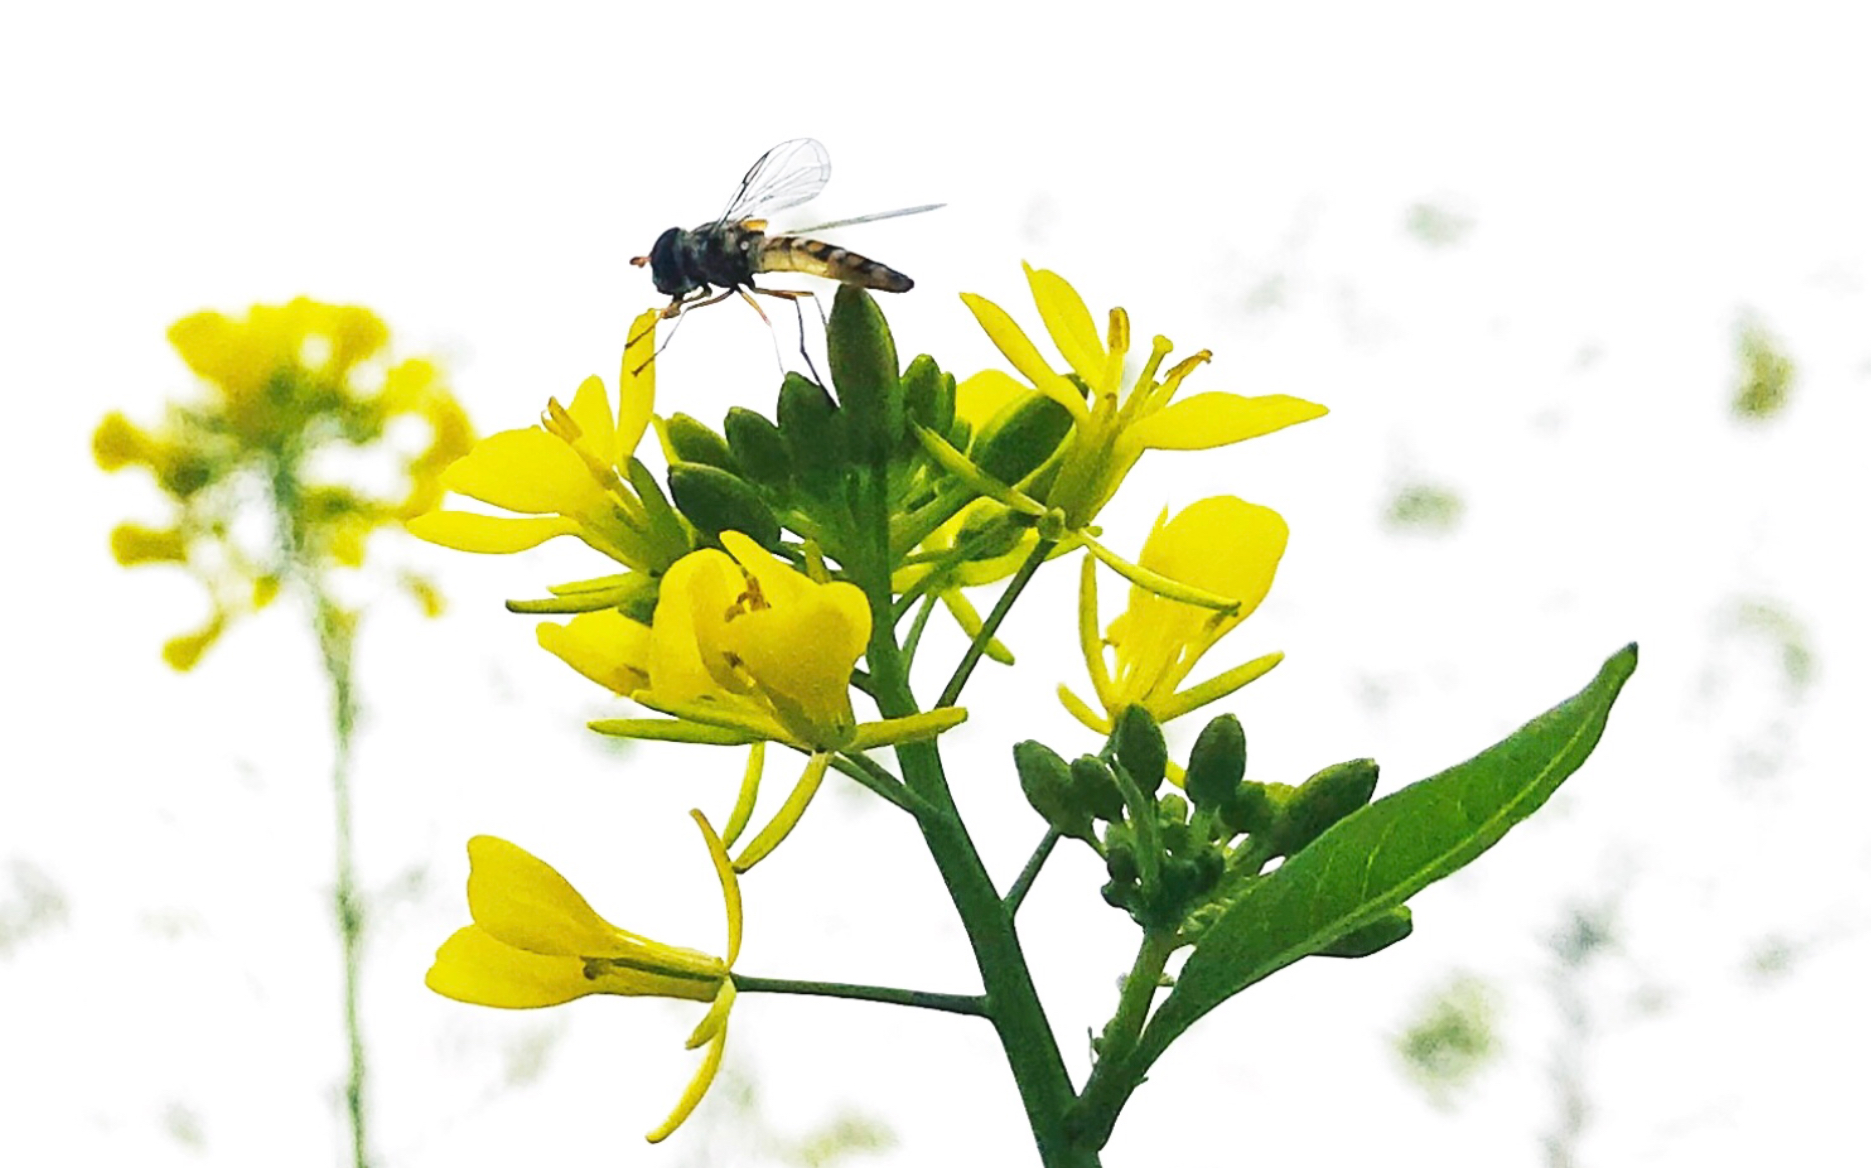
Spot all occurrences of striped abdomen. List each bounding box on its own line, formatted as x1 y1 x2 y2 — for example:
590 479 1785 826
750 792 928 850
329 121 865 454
755 235 914 292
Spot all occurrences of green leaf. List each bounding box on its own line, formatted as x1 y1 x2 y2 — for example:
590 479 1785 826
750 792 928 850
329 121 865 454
1135 643 1638 1070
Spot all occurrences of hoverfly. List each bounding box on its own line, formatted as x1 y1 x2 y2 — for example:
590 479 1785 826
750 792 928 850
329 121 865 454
629 138 941 375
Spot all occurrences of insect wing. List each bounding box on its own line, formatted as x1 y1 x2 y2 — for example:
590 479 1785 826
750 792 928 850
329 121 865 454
714 139 832 226
784 203 946 234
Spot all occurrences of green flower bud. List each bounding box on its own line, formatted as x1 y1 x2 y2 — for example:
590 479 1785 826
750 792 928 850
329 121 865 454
1185 714 1246 810
1100 879 1140 912
1220 780 1290 838
667 464 781 549
902 354 955 438
1281 758 1380 854
969 391 1074 487
664 413 739 473
777 372 844 495
1070 755 1127 822
1113 705 1168 794
1315 906 1413 959
1192 847 1226 897
723 407 792 492
827 285 902 466
1105 839 1140 884
1013 740 1095 844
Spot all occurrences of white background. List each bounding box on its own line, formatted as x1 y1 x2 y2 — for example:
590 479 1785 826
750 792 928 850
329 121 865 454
3 2 1866 1165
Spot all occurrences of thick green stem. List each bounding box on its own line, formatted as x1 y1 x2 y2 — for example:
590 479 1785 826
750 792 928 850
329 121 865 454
855 464 1094 1167
735 974 987 1017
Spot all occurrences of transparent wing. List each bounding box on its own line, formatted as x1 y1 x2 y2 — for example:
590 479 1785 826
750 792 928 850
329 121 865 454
714 139 832 226
785 203 946 235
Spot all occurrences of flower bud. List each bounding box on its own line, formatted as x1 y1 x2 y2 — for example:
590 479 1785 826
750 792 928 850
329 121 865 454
667 464 780 550
969 391 1074 487
1315 906 1413 959
827 286 903 466
665 413 739 473
1113 705 1168 794
902 354 955 438
777 373 845 496
1280 758 1380 854
1013 740 1095 844
1185 714 1246 810
723 407 793 492
1219 780 1289 838
1070 755 1127 822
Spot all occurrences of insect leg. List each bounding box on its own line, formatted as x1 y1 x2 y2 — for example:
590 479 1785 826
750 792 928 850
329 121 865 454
631 288 738 375
749 287 827 385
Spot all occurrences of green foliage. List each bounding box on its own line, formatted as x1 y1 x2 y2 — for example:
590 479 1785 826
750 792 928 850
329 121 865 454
1385 483 1464 532
1136 643 1637 1073
1732 315 1795 421
1395 974 1500 1107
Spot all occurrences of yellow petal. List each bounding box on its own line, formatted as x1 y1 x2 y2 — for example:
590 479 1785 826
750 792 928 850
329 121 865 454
959 293 1088 423
441 428 604 515
1023 264 1105 386
720 531 812 608
465 837 722 981
618 310 660 458
566 374 619 466
728 585 869 746
426 925 597 1008
955 368 1031 428
649 549 749 705
537 610 652 695
1137 496 1288 620
1127 393 1328 451
406 511 581 554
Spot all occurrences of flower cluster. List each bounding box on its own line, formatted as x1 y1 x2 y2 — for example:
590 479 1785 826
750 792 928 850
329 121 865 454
94 298 471 667
413 267 1324 1142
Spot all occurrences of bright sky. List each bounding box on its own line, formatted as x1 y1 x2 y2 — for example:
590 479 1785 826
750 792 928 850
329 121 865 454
4 2 1867 1165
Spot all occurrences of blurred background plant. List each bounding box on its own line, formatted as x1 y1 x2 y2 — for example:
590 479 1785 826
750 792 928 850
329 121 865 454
92 298 472 1168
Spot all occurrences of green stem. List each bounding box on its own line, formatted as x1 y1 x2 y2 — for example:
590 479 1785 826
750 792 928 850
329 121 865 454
828 751 930 817
272 464 372 1168
735 974 987 1017
1069 929 1177 1153
937 538 1056 709
1003 829 1061 917
319 600 370 1168
855 464 1093 1167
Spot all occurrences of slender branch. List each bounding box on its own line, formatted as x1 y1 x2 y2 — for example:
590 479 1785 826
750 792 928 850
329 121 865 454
828 751 932 818
937 538 1056 709
1003 828 1062 917
900 591 938 671
735 973 988 1017
1068 929 1178 1152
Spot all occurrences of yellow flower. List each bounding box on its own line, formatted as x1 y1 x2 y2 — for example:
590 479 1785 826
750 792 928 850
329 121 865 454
1061 495 1288 733
97 298 472 668
426 813 742 1143
407 310 689 573
961 265 1329 529
639 531 872 751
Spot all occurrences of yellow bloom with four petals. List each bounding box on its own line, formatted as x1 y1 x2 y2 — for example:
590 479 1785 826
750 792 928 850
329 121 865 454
425 813 741 1143
407 310 690 573
962 265 1328 530
1061 495 1288 734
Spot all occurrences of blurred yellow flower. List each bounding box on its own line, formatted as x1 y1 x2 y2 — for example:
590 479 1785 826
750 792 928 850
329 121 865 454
426 813 741 1143
95 298 472 668
407 310 691 574
1061 495 1288 733
961 265 1328 529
